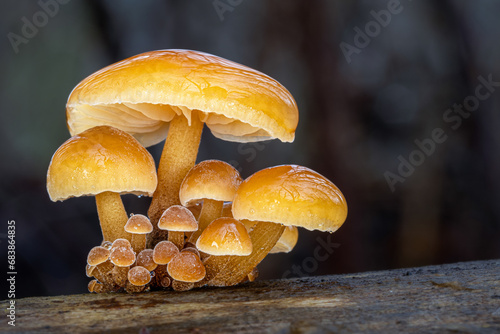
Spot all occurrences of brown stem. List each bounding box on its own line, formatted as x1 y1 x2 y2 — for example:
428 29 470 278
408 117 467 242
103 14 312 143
130 234 146 254
188 199 223 244
95 191 130 242
201 221 285 287
168 231 185 250
148 113 204 247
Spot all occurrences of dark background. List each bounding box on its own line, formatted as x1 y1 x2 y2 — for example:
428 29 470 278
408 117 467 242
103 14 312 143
1 0 499 298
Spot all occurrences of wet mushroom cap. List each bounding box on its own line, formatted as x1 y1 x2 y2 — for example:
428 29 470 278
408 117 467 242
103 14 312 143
196 217 252 256
66 49 299 147
110 246 136 267
87 246 110 266
136 249 157 272
158 205 198 232
232 165 348 232
46 126 157 202
167 252 206 283
153 241 179 265
128 266 152 286
179 160 242 206
124 214 153 234
111 238 132 250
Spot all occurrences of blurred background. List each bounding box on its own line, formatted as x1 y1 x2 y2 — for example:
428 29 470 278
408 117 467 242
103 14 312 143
1 0 499 298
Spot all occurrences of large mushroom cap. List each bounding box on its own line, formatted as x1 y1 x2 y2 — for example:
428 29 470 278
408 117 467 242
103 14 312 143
66 50 298 146
179 160 242 206
47 125 157 202
232 165 348 232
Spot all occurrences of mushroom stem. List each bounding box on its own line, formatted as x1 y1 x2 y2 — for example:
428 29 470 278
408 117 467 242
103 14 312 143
148 113 204 246
130 235 146 254
201 221 285 287
188 199 224 244
95 191 130 242
168 231 185 250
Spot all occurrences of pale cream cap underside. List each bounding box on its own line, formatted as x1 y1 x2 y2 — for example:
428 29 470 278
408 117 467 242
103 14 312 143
67 50 299 147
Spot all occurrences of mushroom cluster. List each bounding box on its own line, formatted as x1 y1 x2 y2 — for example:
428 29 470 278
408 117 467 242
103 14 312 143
47 50 348 293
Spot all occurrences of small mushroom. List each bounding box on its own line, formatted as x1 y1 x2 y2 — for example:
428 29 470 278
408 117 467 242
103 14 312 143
158 205 198 250
110 240 136 287
126 266 151 293
181 247 201 258
124 214 153 254
136 249 157 272
87 246 114 286
196 217 252 256
204 165 348 286
88 279 105 293
46 126 157 242
167 252 206 283
152 241 179 265
152 241 179 288
179 160 242 244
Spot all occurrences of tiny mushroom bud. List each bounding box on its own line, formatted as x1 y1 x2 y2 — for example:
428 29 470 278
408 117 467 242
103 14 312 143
167 252 206 283
87 246 114 285
181 247 201 258
158 205 198 250
88 279 105 293
126 266 152 293
136 249 157 272
153 241 179 265
180 160 242 244
128 266 152 286
110 244 136 287
124 214 153 253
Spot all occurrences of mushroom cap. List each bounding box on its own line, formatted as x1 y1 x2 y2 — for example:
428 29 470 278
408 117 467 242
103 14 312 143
232 165 348 232
136 249 157 272
158 205 198 232
153 241 179 265
110 246 136 267
87 246 110 266
196 217 252 256
66 50 298 147
47 126 157 202
270 226 299 254
124 214 153 234
111 238 132 250
167 252 206 283
179 160 242 206
127 266 151 286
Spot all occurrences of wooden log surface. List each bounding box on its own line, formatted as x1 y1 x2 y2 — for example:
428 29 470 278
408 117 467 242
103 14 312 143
1 259 499 333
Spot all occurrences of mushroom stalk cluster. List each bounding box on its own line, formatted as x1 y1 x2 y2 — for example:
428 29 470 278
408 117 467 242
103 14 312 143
47 49 348 294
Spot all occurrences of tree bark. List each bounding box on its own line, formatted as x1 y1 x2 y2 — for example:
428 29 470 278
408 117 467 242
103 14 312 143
2 259 499 333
